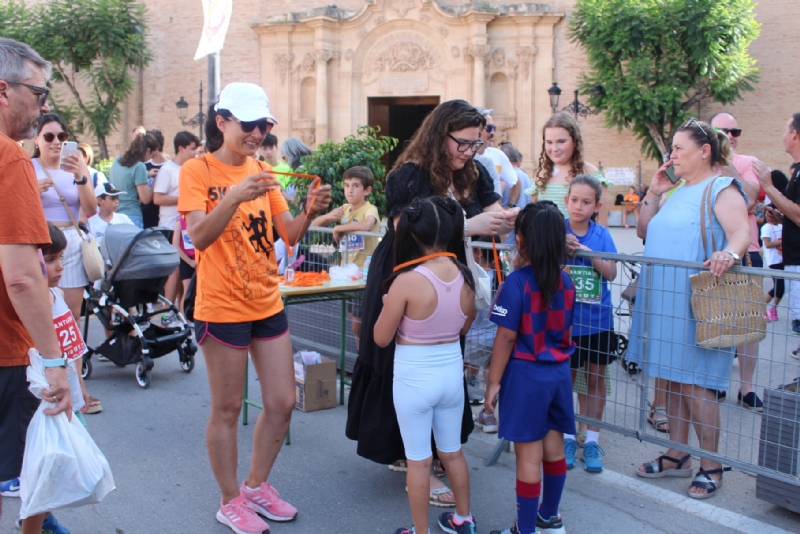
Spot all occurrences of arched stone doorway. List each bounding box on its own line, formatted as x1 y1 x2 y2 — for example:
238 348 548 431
254 0 563 176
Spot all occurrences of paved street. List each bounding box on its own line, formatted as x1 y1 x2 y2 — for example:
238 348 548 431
2 228 800 533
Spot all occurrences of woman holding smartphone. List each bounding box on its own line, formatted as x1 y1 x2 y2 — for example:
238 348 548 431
33 113 96 320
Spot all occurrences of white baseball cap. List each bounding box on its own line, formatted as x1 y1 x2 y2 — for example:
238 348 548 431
95 182 125 197
215 83 278 124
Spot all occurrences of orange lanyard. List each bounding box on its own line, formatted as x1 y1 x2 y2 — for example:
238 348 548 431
491 236 503 283
393 252 457 273
269 171 320 257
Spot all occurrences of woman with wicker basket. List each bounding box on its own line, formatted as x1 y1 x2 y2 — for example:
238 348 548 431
628 118 750 499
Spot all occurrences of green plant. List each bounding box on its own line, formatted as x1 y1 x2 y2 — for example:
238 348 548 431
290 126 398 217
569 0 760 161
95 157 114 176
0 0 153 159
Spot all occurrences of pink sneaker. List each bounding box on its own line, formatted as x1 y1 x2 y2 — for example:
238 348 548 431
769 307 779 322
216 495 270 534
241 481 298 522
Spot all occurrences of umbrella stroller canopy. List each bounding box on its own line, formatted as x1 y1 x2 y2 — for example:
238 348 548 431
100 225 179 282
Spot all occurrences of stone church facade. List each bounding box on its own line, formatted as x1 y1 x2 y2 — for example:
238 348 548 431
110 0 798 182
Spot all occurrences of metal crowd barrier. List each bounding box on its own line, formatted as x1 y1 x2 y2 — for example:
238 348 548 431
285 228 800 505
561 250 800 506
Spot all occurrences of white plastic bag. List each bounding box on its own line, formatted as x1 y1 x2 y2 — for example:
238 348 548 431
329 263 363 281
19 349 115 519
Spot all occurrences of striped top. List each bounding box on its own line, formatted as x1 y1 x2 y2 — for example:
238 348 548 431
525 170 612 218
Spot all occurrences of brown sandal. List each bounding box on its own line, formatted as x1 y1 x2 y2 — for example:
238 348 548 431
84 396 102 414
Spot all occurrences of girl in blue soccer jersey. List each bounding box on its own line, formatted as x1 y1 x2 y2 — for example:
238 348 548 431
485 202 576 534
563 174 618 473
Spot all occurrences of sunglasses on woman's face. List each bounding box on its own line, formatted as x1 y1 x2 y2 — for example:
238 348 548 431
717 127 742 138
228 117 273 135
42 132 69 143
485 124 497 133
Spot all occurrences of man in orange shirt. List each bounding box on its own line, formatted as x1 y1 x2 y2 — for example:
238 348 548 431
0 38 73 534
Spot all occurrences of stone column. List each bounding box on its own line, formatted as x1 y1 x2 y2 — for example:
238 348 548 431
468 44 490 109
314 49 335 144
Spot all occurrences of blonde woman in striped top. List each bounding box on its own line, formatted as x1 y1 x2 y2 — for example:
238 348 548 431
527 112 613 226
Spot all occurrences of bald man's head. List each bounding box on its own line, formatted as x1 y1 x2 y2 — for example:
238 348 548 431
709 112 740 150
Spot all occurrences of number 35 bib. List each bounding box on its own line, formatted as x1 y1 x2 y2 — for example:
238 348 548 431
566 265 601 304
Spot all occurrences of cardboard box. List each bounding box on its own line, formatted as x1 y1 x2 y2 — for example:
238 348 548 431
295 356 337 412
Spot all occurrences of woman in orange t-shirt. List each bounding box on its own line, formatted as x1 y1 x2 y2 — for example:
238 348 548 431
623 186 641 228
178 83 331 534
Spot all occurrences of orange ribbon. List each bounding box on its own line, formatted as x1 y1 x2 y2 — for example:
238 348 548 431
393 252 457 273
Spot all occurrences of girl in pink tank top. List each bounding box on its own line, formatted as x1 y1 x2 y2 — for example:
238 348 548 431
374 197 478 534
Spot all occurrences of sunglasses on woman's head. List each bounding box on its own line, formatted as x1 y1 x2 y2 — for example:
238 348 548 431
42 132 69 143
228 117 272 134
717 127 742 138
683 117 713 144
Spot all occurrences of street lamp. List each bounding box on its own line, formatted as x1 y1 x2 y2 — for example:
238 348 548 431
548 82 562 114
175 81 204 141
547 82 598 119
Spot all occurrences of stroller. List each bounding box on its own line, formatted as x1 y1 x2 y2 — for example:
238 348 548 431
81 225 197 389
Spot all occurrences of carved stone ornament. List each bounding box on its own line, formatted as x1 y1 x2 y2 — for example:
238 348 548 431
468 44 490 60
375 41 434 72
516 46 535 80
345 49 354 61
419 14 431 22
358 29 368 39
315 49 336 65
451 46 460 58
491 48 505 68
374 16 385 25
301 53 316 73
299 128 316 146
273 53 293 84
438 26 448 38
387 0 413 18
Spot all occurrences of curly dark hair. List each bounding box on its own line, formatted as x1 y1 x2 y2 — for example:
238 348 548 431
535 112 586 192
392 99 486 205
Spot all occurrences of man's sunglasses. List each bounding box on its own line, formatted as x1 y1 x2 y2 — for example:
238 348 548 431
6 81 49 106
485 124 497 133
42 132 69 143
228 116 273 134
448 134 484 153
717 127 742 138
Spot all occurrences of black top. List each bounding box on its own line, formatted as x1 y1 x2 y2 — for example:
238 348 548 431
142 160 165 229
345 161 499 464
782 162 800 265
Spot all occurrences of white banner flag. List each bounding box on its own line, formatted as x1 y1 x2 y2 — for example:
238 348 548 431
194 0 233 60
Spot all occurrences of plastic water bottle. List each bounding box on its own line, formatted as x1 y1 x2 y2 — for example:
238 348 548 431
285 265 295 284
362 256 372 281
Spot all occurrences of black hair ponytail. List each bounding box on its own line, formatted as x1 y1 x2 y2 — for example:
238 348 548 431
383 196 475 292
205 105 233 153
515 202 567 306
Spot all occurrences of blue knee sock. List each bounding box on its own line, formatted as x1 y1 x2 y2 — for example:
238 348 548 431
539 459 567 519
516 479 540 534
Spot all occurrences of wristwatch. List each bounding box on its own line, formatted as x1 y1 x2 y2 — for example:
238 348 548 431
723 250 741 262
507 203 516 208
42 356 67 368
73 175 88 185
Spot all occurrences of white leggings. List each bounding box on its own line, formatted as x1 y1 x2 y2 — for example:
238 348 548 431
393 341 464 462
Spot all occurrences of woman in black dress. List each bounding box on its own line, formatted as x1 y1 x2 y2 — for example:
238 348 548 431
346 99 518 503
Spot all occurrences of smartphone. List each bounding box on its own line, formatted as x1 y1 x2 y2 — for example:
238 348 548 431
59 141 78 171
665 164 680 184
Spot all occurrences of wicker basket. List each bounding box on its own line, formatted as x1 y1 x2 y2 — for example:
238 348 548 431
690 270 767 348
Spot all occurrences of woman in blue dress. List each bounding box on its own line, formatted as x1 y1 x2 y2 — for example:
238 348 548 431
628 119 750 499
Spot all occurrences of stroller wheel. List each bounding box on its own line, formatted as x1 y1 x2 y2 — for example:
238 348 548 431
135 362 151 389
180 354 195 373
82 357 92 380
